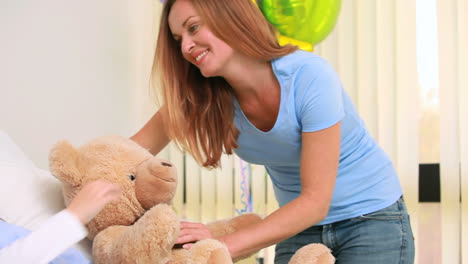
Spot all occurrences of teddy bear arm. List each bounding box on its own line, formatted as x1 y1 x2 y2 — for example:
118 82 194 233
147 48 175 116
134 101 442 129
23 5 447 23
169 240 232 264
92 225 127 264
94 225 174 264
169 248 190 264
186 239 233 264
94 204 180 264
94 225 172 264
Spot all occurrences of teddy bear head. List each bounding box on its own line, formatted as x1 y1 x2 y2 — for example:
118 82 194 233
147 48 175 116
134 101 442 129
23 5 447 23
49 135 177 239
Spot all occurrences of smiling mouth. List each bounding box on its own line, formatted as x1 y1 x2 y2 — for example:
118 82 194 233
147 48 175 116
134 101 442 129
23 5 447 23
196 50 208 62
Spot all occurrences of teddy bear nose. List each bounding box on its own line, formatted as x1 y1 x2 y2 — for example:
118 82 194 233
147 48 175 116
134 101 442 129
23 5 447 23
161 162 172 167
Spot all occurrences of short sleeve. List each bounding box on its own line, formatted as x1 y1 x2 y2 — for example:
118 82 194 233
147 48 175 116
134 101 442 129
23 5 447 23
295 60 345 132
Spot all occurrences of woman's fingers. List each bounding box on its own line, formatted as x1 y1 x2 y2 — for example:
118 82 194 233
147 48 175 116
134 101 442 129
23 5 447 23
180 221 206 229
182 243 194 250
176 221 212 244
176 230 210 243
178 227 210 237
176 234 197 244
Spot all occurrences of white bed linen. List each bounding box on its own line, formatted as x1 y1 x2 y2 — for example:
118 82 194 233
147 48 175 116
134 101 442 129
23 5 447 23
0 130 92 259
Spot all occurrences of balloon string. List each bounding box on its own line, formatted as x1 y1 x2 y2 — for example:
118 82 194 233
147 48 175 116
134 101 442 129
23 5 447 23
235 159 253 215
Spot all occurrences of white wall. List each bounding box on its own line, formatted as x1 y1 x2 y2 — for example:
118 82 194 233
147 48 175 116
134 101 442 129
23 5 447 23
0 0 161 169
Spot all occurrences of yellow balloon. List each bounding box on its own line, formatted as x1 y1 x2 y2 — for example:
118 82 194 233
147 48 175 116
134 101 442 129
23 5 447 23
277 33 314 52
251 0 313 52
260 0 341 46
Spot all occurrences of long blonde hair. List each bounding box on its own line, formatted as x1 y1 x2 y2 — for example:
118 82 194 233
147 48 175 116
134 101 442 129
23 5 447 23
154 0 297 168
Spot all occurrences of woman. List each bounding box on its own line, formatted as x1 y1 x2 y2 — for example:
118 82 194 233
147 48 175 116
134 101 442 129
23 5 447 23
131 0 415 263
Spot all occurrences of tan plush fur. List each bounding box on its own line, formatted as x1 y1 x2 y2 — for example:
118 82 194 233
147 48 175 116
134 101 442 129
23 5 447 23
49 135 261 263
289 243 336 264
49 135 335 263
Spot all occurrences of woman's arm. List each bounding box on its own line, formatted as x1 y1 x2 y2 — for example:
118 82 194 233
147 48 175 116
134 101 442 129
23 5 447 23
131 107 171 155
221 122 340 258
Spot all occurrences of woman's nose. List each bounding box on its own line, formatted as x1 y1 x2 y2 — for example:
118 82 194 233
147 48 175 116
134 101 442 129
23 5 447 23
182 38 195 54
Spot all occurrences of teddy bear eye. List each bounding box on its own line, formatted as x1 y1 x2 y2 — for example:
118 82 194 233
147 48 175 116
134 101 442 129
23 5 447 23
129 175 136 181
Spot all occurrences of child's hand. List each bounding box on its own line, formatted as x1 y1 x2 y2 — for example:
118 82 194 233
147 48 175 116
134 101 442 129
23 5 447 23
67 180 121 224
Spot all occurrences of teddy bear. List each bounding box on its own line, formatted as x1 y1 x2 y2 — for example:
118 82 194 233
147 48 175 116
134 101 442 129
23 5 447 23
49 135 335 264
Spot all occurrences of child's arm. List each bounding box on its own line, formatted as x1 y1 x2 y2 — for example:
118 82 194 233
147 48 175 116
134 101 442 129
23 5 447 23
0 180 120 264
0 210 87 264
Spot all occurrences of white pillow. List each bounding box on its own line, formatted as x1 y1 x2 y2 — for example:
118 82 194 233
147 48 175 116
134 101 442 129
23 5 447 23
0 130 63 228
0 131 35 169
0 131 92 259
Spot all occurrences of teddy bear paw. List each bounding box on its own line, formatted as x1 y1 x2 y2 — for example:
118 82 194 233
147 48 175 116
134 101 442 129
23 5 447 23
137 203 179 243
186 239 232 264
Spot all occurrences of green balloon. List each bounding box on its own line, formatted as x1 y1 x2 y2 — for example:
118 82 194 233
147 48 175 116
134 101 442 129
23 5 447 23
260 0 341 45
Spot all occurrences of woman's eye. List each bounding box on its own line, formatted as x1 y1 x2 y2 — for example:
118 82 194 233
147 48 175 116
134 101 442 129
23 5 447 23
189 24 199 33
129 175 136 181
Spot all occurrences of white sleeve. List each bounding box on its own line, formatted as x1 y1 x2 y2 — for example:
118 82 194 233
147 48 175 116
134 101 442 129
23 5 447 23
0 210 88 264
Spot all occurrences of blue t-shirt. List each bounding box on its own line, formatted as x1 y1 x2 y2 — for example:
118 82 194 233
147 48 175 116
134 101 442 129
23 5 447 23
233 50 402 225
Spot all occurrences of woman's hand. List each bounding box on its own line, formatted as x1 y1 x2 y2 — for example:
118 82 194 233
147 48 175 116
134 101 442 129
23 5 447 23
176 221 213 249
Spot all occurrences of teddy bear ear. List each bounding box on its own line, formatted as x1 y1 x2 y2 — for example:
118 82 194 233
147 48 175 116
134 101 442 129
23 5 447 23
49 140 82 186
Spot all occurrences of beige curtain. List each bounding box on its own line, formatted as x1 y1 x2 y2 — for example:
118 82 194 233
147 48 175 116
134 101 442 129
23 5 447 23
438 0 467 263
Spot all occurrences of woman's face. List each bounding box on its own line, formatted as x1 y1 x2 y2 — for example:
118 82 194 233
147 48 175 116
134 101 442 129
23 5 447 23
168 0 234 77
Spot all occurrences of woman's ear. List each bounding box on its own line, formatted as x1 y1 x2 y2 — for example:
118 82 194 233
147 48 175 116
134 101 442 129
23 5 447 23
49 140 82 186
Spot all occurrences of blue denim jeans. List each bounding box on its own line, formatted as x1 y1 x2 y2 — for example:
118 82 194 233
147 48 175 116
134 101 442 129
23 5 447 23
275 196 415 264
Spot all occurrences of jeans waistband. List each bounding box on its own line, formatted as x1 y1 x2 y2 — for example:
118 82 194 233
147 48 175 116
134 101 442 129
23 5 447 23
305 196 405 231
